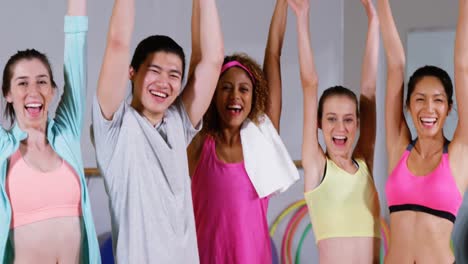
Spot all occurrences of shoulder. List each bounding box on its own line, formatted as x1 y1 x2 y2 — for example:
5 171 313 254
190 133 208 150
188 133 209 176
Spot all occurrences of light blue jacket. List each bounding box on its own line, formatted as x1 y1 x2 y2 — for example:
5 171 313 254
0 16 101 263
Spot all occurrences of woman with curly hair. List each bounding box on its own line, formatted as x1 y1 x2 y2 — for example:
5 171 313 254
199 53 270 136
187 0 298 262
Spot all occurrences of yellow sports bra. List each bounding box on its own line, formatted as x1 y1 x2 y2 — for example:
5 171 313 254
304 158 380 243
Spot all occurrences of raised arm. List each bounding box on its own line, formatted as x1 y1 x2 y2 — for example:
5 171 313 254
263 0 288 131
288 0 324 192
96 0 134 120
68 0 86 15
378 0 410 168
453 0 468 145
54 0 87 136
182 0 224 127
186 0 204 177
188 0 202 81
354 0 379 170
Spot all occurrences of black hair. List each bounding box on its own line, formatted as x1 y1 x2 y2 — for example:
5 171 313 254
407 65 453 107
130 35 186 80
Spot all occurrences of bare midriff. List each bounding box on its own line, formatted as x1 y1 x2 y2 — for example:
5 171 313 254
386 212 454 264
10 217 82 264
318 237 380 264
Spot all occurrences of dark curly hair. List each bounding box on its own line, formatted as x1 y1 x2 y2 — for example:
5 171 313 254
202 53 269 136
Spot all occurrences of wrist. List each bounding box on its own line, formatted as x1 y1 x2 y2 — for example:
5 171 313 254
296 11 310 23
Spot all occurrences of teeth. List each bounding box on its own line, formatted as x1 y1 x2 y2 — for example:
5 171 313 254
421 117 436 123
150 90 168 98
25 103 42 108
227 104 242 110
333 136 346 140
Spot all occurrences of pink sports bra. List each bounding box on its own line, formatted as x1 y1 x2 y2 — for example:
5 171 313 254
6 149 82 228
385 140 462 223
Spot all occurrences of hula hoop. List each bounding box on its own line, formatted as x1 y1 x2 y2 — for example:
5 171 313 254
380 242 385 264
286 207 309 263
380 218 390 253
295 223 312 264
281 205 308 264
270 199 306 237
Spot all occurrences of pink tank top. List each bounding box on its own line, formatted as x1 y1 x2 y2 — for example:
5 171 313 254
6 149 82 228
385 140 462 222
191 136 271 264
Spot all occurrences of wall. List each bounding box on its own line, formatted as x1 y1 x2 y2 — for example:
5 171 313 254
344 1 468 262
0 0 344 262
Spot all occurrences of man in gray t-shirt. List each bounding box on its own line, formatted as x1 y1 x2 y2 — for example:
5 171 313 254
93 97 201 263
92 0 224 262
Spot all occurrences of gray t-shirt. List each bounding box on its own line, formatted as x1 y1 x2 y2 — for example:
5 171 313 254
92 97 200 263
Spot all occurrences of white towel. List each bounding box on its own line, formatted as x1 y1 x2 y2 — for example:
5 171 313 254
240 114 300 198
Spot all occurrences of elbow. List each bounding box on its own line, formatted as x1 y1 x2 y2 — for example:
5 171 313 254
215 46 225 67
383 47 406 71
302 74 319 90
107 37 131 54
309 78 319 90
455 57 468 72
204 46 225 69
386 53 406 70
265 48 282 62
107 28 131 52
386 61 405 75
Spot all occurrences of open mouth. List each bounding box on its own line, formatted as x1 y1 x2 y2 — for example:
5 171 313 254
332 135 347 146
420 117 437 128
226 104 243 115
150 90 169 99
25 103 43 116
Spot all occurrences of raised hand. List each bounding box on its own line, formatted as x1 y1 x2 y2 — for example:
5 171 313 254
263 0 288 131
361 0 377 20
287 0 309 17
